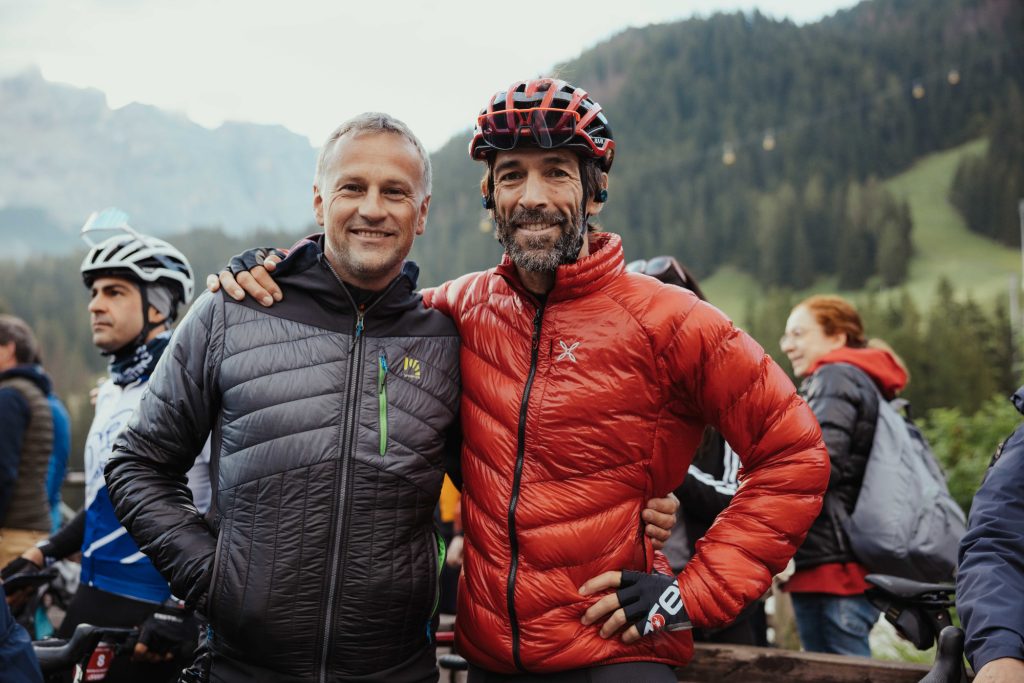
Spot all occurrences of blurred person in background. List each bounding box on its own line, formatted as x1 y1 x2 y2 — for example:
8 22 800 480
0 315 53 567
3 211 209 682
778 294 908 656
627 256 768 647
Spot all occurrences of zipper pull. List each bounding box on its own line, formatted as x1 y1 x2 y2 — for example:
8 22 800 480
351 306 366 353
356 305 366 338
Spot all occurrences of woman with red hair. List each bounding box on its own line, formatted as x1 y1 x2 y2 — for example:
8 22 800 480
779 295 908 656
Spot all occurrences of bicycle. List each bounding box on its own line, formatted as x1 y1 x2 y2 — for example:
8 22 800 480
865 573 968 683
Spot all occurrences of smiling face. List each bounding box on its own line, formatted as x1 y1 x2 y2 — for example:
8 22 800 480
489 147 605 273
780 305 848 377
88 276 146 352
314 131 430 291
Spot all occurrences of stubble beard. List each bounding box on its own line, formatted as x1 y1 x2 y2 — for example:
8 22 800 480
495 207 585 273
325 236 403 288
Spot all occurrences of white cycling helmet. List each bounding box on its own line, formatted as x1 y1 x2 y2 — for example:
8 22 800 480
80 208 195 311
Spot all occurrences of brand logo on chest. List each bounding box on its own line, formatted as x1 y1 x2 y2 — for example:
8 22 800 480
401 356 421 380
556 340 580 363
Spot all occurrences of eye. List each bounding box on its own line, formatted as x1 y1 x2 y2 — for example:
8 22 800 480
548 168 570 177
497 171 523 184
338 183 362 194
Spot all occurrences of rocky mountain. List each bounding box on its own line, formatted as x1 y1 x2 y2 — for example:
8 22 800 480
0 68 317 256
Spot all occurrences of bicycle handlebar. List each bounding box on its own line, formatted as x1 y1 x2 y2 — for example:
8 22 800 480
33 623 137 674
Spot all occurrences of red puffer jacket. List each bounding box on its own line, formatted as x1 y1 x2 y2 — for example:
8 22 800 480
425 233 828 674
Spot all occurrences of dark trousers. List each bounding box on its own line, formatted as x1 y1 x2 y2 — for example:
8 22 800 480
200 635 439 683
467 662 676 683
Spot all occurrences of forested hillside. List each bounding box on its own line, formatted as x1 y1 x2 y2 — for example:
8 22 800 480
1 0 1021 479
414 0 1022 288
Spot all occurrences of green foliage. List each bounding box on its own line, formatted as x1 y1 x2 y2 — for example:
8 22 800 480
921 394 1022 514
414 0 1022 289
949 84 1024 246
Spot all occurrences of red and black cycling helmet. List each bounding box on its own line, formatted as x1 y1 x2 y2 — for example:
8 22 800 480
469 78 615 171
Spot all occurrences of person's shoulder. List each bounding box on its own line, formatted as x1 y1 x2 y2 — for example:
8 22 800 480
0 383 30 410
429 268 499 308
991 424 1024 476
804 363 873 400
815 362 873 386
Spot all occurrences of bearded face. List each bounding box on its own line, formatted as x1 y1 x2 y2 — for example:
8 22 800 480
494 206 586 272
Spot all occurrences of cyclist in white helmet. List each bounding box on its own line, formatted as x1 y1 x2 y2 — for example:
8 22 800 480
3 209 210 682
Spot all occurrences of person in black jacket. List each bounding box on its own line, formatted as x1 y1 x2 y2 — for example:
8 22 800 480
778 295 908 656
957 386 1024 683
105 114 462 683
626 256 767 647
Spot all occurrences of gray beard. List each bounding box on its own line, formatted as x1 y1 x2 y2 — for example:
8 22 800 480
496 208 585 272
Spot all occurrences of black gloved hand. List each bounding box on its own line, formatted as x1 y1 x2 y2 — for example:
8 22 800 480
227 247 286 276
1 556 41 583
138 601 199 657
616 570 692 637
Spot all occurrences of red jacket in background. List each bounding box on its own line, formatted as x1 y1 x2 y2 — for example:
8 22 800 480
425 232 829 673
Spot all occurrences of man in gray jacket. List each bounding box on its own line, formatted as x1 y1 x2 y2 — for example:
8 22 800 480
106 113 462 682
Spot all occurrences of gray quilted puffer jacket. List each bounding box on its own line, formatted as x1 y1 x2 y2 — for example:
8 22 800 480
105 237 460 681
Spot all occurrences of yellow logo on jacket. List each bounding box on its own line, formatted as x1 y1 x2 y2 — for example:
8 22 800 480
401 356 421 381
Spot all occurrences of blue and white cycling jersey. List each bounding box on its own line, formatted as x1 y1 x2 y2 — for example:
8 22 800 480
82 377 210 604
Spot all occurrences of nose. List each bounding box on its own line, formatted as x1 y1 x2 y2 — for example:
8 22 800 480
779 334 794 353
358 188 387 222
518 173 548 210
88 295 105 314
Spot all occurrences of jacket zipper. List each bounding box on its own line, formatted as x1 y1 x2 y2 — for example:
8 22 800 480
317 260 400 682
507 301 545 672
378 350 388 456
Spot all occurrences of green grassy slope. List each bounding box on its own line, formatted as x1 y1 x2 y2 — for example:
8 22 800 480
702 138 1019 320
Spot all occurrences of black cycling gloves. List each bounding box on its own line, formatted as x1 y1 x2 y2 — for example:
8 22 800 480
138 601 199 656
0 556 41 582
616 570 692 636
227 247 287 276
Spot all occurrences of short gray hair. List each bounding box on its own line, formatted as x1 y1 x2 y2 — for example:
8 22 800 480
0 314 39 365
315 112 432 196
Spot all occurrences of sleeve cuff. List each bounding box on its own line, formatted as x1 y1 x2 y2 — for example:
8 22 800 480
969 631 1024 672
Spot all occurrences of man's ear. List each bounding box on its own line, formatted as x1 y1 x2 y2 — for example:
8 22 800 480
479 177 494 213
147 306 167 326
416 195 431 236
586 171 610 216
313 184 325 227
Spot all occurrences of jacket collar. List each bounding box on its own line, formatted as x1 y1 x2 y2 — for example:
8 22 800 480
275 234 422 317
495 232 625 303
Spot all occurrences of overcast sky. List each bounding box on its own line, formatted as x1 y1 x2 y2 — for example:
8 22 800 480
0 0 859 151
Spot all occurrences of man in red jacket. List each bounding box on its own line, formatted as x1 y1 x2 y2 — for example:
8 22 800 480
216 79 829 682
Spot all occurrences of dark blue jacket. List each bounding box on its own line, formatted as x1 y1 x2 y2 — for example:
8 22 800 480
0 584 43 683
957 387 1024 671
0 364 52 525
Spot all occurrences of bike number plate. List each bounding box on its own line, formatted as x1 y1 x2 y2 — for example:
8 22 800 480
82 643 116 681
